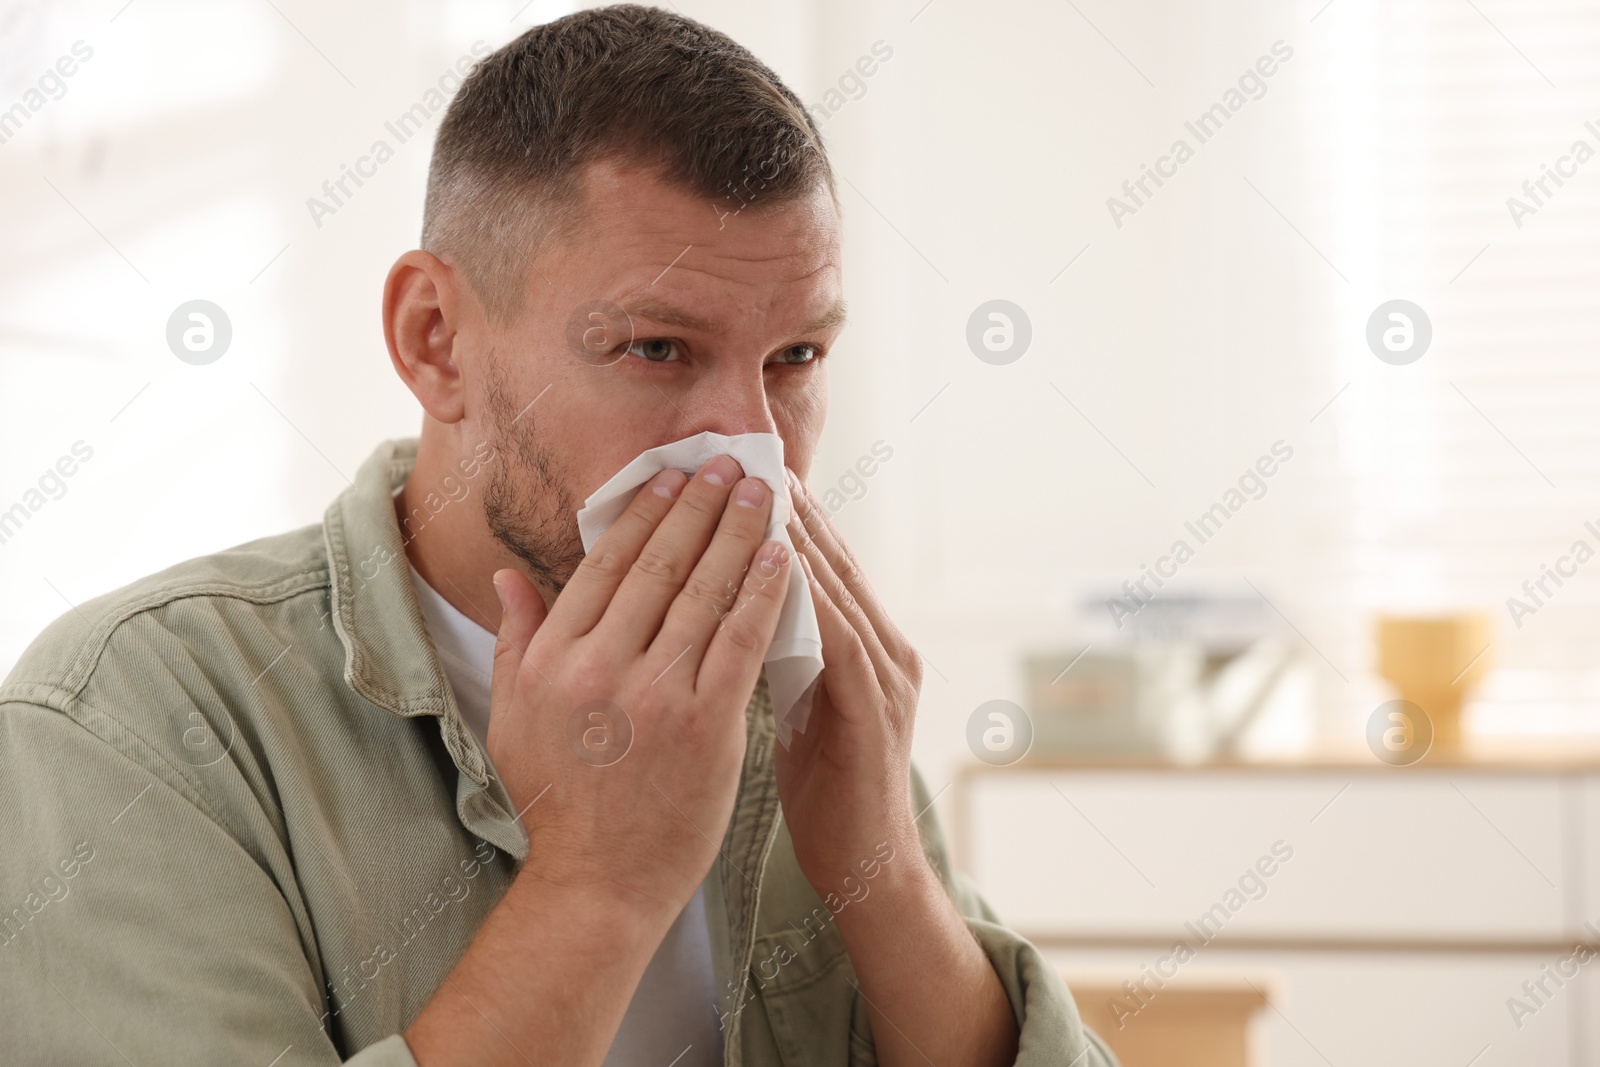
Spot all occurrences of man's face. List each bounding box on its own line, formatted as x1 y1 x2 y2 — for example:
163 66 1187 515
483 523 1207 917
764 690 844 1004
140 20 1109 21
469 158 845 592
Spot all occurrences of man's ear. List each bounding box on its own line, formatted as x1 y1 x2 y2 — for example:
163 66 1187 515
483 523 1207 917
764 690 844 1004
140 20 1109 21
384 249 473 424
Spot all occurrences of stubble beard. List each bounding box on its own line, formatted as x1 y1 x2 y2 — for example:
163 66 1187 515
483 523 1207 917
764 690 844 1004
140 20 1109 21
480 356 587 595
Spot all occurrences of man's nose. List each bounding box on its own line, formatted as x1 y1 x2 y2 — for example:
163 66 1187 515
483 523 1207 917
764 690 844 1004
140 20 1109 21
680 370 778 437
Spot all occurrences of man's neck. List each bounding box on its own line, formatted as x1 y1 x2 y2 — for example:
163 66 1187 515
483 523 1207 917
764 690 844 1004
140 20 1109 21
397 427 547 634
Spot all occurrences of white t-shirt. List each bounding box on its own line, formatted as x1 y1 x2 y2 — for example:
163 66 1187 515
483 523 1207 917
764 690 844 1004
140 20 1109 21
408 563 724 1067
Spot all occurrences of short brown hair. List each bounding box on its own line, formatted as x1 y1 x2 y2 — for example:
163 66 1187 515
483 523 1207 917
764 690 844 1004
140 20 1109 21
422 4 834 323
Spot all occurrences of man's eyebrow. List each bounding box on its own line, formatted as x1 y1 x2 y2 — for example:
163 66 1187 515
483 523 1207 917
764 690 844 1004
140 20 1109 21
798 299 848 335
621 297 849 337
622 298 718 334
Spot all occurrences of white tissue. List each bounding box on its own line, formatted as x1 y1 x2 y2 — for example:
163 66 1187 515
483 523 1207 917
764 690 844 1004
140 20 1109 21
574 431 822 747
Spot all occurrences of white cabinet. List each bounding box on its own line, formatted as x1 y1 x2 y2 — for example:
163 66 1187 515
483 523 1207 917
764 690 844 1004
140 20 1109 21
954 757 1600 1066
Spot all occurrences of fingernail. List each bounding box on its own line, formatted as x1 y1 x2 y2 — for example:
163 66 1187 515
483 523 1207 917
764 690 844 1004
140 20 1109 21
703 454 741 486
734 477 767 508
761 541 789 567
797 551 814 582
652 469 686 498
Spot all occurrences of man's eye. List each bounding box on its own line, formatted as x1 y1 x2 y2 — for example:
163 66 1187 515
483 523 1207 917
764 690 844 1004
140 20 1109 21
626 338 682 363
775 344 817 366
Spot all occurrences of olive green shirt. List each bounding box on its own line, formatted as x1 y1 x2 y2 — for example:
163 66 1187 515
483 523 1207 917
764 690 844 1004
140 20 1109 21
0 437 1113 1066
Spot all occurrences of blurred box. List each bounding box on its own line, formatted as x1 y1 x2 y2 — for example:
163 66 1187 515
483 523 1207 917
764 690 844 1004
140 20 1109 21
1023 645 1210 761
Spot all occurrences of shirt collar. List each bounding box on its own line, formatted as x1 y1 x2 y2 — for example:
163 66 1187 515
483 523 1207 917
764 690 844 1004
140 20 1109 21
323 437 447 720
322 437 529 859
407 561 495 750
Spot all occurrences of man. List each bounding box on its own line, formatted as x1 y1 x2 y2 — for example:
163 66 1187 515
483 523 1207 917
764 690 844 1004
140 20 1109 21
0 7 1113 1065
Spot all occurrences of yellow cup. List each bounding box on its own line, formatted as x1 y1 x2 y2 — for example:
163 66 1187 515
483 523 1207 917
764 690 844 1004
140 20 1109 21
1375 613 1493 755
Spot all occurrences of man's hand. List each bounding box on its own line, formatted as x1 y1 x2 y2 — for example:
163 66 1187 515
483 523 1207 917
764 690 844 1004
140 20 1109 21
406 454 792 1067
774 467 923 891
779 468 1019 1067
485 453 790 918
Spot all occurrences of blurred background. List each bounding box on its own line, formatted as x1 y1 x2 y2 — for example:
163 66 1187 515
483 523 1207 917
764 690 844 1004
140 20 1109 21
3 0 1599 1063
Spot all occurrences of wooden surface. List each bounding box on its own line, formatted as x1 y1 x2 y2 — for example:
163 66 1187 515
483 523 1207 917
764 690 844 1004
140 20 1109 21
1068 977 1270 1067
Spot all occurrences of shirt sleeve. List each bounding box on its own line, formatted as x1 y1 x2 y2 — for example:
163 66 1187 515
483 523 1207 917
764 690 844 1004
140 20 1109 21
0 699 417 1066
909 764 1120 1067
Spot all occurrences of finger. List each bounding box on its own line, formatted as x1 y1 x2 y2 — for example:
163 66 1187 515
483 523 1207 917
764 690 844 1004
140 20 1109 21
550 467 688 638
647 475 774 683
797 552 878 729
697 540 791 697
593 454 744 653
787 524 898 687
489 567 551 728
785 470 920 680
784 469 901 645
